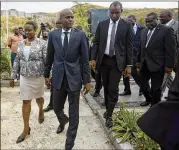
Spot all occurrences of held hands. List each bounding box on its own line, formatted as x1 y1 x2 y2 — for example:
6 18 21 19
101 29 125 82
135 63 140 72
165 67 173 73
123 66 131 77
83 83 92 95
45 77 51 88
9 79 14 88
90 60 96 71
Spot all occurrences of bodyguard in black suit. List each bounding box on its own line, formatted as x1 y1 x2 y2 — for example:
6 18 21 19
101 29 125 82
120 15 145 96
44 9 91 150
137 12 176 107
91 1 132 128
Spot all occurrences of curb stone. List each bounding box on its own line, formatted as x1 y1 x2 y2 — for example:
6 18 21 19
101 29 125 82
1 80 20 87
83 93 101 115
84 93 134 150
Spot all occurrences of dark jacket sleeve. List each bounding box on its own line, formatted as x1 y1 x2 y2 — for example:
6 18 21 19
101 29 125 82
44 32 54 78
80 32 91 85
164 27 176 69
91 22 101 61
126 22 133 66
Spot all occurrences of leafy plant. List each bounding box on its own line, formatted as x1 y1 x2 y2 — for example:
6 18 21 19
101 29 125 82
1 49 11 75
112 105 159 149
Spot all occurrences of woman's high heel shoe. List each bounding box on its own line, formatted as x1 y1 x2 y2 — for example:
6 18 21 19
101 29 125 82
16 127 31 144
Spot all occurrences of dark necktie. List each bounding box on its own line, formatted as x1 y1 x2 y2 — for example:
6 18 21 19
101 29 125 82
109 21 116 57
63 32 68 56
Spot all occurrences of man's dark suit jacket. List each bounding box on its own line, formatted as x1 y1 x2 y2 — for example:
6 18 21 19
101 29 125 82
91 18 133 72
137 24 176 72
44 28 90 91
137 55 179 149
132 25 144 64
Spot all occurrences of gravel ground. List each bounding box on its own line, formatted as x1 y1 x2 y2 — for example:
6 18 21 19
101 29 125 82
1 87 114 150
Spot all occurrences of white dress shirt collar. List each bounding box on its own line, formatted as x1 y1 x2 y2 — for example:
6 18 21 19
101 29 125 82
62 28 72 33
166 19 174 26
109 18 120 25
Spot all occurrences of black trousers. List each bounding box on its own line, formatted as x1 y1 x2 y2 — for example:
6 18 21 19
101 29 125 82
48 86 53 107
140 61 165 105
123 66 143 92
100 55 122 117
91 68 102 93
53 75 80 150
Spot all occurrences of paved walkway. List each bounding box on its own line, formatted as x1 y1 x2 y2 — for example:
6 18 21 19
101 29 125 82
1 87 114 149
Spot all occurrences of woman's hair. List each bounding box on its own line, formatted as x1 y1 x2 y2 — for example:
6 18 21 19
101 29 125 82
25 21 38 31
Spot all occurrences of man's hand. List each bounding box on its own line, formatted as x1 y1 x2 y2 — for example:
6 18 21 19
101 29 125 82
165 67 173 73
90 60 96 71
45 78 51 88
9 79 14 88
124 66 131 75
83 83 92 95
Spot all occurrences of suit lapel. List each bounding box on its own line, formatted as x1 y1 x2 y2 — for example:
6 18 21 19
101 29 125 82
143 28 148 48
56 28 64 56
102 19 110 51
115 19 124 42
135 26 140 39
147 25 160 47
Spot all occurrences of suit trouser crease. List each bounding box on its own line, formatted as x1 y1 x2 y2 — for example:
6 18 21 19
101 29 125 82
53 75 80 149
100 56 122 117
140 61 165 105
91 69 102 93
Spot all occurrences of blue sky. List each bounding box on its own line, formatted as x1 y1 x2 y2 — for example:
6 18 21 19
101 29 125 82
1 2 178 13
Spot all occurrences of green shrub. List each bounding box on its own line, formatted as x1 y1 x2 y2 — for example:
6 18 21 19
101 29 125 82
1 49 11 76
112 105 160 149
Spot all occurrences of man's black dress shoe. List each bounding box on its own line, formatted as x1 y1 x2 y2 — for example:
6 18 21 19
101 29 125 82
102 102 105 106
164 96 168 100
56 114 69 134
93 91 99 97
103 111 108 119
140 101 150 107
119 91 131 96
139 92 143 96
105 117 113 128
43 105 53 112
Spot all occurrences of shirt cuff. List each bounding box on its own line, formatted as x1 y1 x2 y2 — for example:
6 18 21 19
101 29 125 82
127 65 133 67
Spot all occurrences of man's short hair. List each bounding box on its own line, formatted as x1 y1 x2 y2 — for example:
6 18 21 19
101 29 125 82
18 27 23 30
110 1 123 9
127 15 136 21
147 12 158 19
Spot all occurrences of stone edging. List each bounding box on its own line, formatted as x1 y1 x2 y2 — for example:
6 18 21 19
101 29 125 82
1 80 20 87
84 93 134 150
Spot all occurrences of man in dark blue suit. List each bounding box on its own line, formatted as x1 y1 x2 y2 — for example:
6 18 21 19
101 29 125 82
120 15 145 96
44 9 91 150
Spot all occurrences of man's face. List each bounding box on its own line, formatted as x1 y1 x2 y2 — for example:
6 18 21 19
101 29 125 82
159 12 171 24
145 15 158 30
61 11 74 29
19 28 23 34
56 23 62 28
109 5 122 22
13 28 19 34
127 17 136 26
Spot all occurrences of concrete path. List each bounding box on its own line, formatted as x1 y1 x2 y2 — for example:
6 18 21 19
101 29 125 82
1 87 114 149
